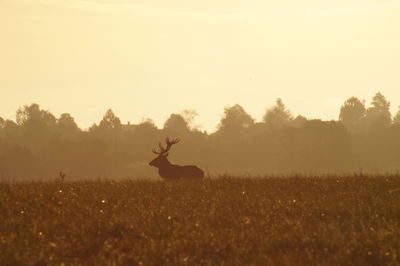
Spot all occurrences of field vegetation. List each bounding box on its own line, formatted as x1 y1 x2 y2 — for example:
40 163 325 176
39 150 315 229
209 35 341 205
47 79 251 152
1 175 400 265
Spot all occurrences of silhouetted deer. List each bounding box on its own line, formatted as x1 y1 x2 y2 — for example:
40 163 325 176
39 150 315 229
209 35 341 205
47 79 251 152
149 137 204 179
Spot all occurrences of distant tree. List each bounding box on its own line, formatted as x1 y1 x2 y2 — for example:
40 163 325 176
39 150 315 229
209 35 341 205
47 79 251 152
339 97 366 128
218 104 254 133
211 104 254 171
134 119 159 140
57 113 78 130
55 113 80 140
263 98 293 128
366 92 392 129
137 118 158 132
98 109 122 130
5 96 400 178
296 120 351 172
181 109 200 131
88 123 98 132
1 120 18 136
15 104 56 145
4 120 18 129
394 107 400 126
163 114 189 135
128 118 160 155
16 103 56 128
292 115 307 128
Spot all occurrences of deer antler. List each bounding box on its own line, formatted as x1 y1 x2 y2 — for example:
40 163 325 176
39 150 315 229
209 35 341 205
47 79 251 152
152 148 163 155
152 137 180 155
166 137 180 150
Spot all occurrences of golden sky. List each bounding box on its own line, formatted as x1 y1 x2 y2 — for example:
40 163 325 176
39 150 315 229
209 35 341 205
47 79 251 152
1 0 400 131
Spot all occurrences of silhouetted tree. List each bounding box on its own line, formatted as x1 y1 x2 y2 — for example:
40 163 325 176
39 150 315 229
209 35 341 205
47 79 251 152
3 95 400 179
366 92 391 130
292 115 307 128
16 103 56 127
54 113 80 141
181 109 200 131
99 109 122 130
163 114 190 136
214 105 254 171
339 97 366 131
57 113 78 130
137 119 158 133
3 120 18 133
133 119 160 144
90 109 122 139
15 104 56 147
263 98 293 128
295 120 351 172
353 93 392 170
218 104 254 134
0 120 20 150
393 106 400 126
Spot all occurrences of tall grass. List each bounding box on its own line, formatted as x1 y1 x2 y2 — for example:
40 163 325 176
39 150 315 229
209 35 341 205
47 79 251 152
1 176 399 265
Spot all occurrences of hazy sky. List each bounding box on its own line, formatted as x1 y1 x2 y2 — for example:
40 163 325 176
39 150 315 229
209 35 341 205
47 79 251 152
1 0 400 132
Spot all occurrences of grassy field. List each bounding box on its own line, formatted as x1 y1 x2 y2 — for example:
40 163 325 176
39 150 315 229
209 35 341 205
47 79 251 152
1 176 400 265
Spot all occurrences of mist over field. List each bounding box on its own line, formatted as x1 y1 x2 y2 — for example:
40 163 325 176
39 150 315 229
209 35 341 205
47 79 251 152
0 92 399 180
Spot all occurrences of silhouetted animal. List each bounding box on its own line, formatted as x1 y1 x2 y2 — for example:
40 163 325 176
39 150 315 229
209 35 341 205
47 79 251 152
56 171 66 183
149 137 204 179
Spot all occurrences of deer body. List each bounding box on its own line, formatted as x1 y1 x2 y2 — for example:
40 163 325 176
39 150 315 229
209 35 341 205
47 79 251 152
149 138 204 179
158 163 204 179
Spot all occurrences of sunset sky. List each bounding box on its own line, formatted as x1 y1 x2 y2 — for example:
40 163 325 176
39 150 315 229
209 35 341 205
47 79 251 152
1 0 400 132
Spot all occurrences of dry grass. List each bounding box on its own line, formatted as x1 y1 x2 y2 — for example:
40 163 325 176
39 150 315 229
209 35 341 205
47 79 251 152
1 176 400 265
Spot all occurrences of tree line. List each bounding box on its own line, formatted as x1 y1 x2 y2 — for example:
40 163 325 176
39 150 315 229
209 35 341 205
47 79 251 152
1 92 400 180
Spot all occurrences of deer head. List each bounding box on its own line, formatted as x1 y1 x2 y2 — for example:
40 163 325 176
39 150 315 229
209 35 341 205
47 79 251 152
149 137 180 168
